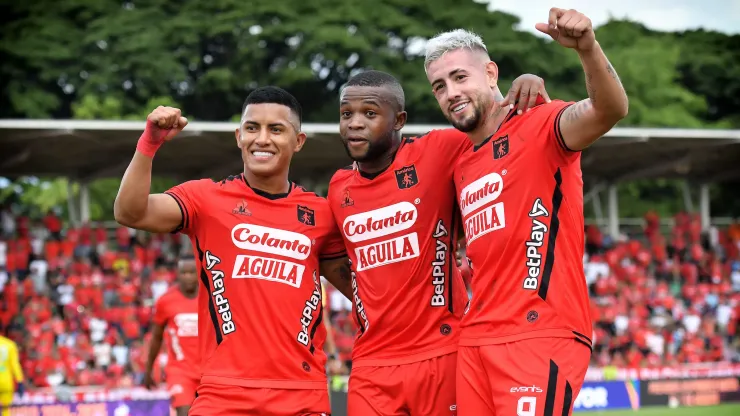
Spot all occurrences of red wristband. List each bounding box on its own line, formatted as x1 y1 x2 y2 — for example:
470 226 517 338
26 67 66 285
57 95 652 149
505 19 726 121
136 125 163 158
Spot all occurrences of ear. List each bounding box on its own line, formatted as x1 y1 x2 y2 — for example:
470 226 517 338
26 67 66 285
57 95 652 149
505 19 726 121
235 128 242 148
294 131 307 152
485 61 499 89
394 110 408 131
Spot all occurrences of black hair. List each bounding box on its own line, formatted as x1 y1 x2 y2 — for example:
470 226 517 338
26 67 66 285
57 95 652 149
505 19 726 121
242 86 302 127
344 70 405 110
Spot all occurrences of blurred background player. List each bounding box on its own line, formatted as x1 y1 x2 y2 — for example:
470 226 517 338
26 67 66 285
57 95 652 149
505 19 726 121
144 256 199 416
424 7 628 416
113 86 352 415
329 70 550 415
0 334 24 416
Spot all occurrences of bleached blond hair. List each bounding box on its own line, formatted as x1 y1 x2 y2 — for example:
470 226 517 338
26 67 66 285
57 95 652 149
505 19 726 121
424 29 488 70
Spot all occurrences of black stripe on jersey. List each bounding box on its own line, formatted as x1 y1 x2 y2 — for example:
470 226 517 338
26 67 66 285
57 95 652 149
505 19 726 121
553 104 577 152
562 381 574 416
165 192 188 233
544 360 559 416
537 168 563 301
447 203 459 314
573 330 593 346
195 238 224 345
308 298 324 354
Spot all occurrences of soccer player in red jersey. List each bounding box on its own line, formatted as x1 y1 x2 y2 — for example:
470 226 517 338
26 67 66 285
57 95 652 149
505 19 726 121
144 256 199 416
114 87 353 415
424 8 629 416
328 70 551 415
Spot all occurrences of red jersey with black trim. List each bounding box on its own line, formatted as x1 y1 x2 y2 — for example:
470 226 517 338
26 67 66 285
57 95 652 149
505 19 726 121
152 286 199 380
328 130 471 367
453 100 593 349
165 174 346 390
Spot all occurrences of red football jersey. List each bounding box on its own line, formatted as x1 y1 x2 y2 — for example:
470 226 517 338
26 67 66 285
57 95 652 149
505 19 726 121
152 286 199 380
328 130 471 367
453 101 593 349
165 174 346 390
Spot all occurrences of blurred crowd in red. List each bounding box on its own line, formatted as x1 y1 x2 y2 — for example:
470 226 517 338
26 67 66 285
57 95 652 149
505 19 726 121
0 205 738 389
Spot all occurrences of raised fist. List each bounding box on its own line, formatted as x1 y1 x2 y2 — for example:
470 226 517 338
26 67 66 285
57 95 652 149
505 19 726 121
535 8 596 52
146 106 188 142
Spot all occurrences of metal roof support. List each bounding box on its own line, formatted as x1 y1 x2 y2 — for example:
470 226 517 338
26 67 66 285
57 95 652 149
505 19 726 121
607 183 620 240
66 180 79 227
699 184 711 232
80 180 90 225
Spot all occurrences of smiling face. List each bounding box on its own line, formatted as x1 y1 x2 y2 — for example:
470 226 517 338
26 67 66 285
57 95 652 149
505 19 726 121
425 48 499 133
234 103 306 177
338 85 406 162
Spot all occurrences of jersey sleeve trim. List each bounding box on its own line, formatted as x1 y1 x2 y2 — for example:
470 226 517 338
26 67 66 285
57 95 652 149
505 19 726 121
164 191 187 233
319 250 347 261
553 104 578 153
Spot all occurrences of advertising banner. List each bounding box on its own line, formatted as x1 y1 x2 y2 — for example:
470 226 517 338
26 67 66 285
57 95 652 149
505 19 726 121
640 376 740 408
573 381 641 412
10 399 171 416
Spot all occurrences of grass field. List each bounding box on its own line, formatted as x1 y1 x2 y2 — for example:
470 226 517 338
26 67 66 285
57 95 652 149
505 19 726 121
580 404 740 415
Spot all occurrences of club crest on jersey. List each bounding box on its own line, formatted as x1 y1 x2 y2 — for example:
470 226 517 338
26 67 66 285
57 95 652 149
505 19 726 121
341 188 354 208
493 135 509 159
297 205 316 226
394 165 419 189
232 199 252 216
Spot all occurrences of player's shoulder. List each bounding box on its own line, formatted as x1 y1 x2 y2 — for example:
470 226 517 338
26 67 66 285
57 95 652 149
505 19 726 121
524 99 574 121
173 174 242 193
292 184 331 208
329 165 355 188
156 287 180 305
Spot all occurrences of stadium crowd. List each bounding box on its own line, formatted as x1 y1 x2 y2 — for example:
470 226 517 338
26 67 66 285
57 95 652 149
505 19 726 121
0 204 738 389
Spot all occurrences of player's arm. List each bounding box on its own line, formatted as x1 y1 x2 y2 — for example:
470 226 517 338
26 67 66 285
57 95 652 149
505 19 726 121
320 257 352 300
143 322 165 389
114 106 189 234
537 8 628 151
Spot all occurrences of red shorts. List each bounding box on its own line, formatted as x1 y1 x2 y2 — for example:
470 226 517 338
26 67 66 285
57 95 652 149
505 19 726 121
167 376 199 409
457 338 590 416
348 352 457 416
189 383 331 416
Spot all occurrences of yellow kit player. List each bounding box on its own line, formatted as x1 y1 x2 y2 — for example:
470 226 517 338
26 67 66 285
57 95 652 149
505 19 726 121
0 335 25 416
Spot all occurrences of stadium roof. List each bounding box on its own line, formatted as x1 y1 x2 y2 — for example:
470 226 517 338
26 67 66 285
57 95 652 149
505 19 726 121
1 119 739 183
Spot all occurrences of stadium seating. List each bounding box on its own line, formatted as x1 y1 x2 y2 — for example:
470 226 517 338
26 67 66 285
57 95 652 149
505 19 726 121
0 207 738 388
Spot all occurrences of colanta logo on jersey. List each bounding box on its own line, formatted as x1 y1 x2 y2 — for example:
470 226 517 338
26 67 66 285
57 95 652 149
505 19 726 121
231 224 311 287
173 313 198 337
232 224 311 260
459 172 506 243
342 201 420 271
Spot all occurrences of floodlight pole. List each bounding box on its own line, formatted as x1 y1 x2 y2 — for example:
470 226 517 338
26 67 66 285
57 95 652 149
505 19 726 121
79 181 90 225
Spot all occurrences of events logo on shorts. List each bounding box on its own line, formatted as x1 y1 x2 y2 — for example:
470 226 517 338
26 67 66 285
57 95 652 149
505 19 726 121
342 202 420 271
231 224 311 287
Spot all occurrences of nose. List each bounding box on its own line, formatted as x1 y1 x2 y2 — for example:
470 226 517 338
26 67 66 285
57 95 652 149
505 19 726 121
348 114 364 131
254 127 271 146
446 83 462 104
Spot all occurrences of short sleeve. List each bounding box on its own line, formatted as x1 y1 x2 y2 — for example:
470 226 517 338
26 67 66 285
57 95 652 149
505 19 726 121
164 179 208 235
152 295 169 326
539 100 579 165
320 217 347 261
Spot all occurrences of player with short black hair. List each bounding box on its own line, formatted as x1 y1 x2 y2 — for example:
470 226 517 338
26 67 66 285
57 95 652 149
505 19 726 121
115 86 352 415
328 69 552 415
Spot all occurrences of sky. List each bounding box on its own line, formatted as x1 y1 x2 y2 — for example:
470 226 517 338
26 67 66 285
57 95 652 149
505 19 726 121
486 0 740 35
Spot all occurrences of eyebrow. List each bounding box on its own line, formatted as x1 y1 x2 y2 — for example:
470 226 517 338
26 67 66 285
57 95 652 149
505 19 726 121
340 98 383 106
432 68 464 87
243 121 288 129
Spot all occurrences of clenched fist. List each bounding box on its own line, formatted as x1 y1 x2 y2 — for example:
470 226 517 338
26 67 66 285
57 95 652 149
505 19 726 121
535 8 595 52
146 106 188 142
